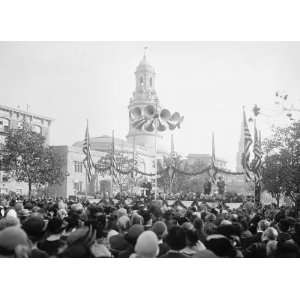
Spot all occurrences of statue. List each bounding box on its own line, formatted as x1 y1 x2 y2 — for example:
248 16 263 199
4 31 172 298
203 179 212 195
217 176 225 195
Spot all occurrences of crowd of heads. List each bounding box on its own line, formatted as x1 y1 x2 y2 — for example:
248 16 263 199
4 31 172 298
0 193 299 258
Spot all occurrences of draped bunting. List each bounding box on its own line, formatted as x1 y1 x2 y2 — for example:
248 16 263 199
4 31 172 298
94 163 243 178
171 199 188 209
172 166 211 176
215 167 244 176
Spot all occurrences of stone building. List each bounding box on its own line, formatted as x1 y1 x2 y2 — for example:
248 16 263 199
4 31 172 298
0 104 52 195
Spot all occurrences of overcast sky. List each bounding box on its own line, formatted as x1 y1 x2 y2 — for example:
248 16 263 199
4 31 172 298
1 41 300 169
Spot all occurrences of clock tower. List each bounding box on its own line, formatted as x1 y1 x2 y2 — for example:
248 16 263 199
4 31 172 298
127 51 164 151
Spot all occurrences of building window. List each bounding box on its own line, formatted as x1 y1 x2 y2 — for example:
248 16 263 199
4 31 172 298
2 175 9 182
140 77 144 86
74 181 83 192
150 77 152 87
32 124 42 134
0 118 10 132
74 161 83 173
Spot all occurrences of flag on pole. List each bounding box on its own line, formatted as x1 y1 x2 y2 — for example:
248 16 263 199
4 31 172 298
83 120 94 183
111 130 117 185
252 124 263 181
209 132 217 184
242 109 253 182
131 135 136 179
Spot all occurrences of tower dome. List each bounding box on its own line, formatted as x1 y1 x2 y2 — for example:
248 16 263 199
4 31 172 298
136 54 155 73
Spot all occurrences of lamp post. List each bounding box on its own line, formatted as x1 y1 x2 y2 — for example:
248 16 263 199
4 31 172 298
130 104 183 201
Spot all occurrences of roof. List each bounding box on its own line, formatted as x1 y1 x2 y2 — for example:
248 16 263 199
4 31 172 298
73 135 133 151
0 104 53 122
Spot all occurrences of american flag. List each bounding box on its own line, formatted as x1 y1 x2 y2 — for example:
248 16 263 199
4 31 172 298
83 121 94 182
252 123 263 181
111 130 117 185
210 132 217 184
242 109 253 182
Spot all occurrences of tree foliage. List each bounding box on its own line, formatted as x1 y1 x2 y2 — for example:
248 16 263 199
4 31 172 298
2 124 65 197
96 151 143 193
157 155 209 193
262 121 300 205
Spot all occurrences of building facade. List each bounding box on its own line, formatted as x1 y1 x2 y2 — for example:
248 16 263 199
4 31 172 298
48 54 167 198
0 105 52 195
48 138 158 198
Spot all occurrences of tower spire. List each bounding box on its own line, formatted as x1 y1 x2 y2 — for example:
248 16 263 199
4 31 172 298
143 46 148 59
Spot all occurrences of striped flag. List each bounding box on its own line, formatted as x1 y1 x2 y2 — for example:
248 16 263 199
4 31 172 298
83 121 94 182
242 109 253 182
111 130 117 185
252 124 263 181
209 132 217 184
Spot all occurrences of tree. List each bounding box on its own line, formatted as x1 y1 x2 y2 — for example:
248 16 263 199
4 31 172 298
262 121 300 206
157 154 184 193
2 123 64 198
96 151 139 193
158 156 208 194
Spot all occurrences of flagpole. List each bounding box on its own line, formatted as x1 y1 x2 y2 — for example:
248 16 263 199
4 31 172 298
258 130 262 203
170 134 174 194
253 119 262 205
154 121 158 201
253 118 257 204
131 135 136 195
85 119 88 201
111 129 114 198
154 103 158 202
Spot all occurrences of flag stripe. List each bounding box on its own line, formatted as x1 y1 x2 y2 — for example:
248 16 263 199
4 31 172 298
210 132 217 184
83 122 94 182
252 124 263 181
111 130 117 185
242 110 253 181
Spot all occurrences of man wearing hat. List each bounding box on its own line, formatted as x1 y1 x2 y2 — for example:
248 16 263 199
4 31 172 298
22 216 49 258
38 217 67 257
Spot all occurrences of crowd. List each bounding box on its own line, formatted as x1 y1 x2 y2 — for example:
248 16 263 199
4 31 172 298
0 193 299 258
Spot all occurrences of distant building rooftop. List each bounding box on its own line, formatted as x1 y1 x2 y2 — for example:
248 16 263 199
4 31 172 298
0 104 53 122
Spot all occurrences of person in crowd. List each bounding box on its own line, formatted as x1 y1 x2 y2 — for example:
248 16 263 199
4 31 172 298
131 231 159 258
181 227 206 257
152 221 169 257
0 192 299 258
38 217 66 257
0 226 31 258
22 215 49 258
161 226 188 258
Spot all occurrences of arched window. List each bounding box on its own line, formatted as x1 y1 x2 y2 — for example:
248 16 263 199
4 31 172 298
0 118 10 132
32 124 42 134
140 76 144 86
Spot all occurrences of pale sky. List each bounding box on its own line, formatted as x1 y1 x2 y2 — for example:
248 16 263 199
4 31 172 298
1 42 300 170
